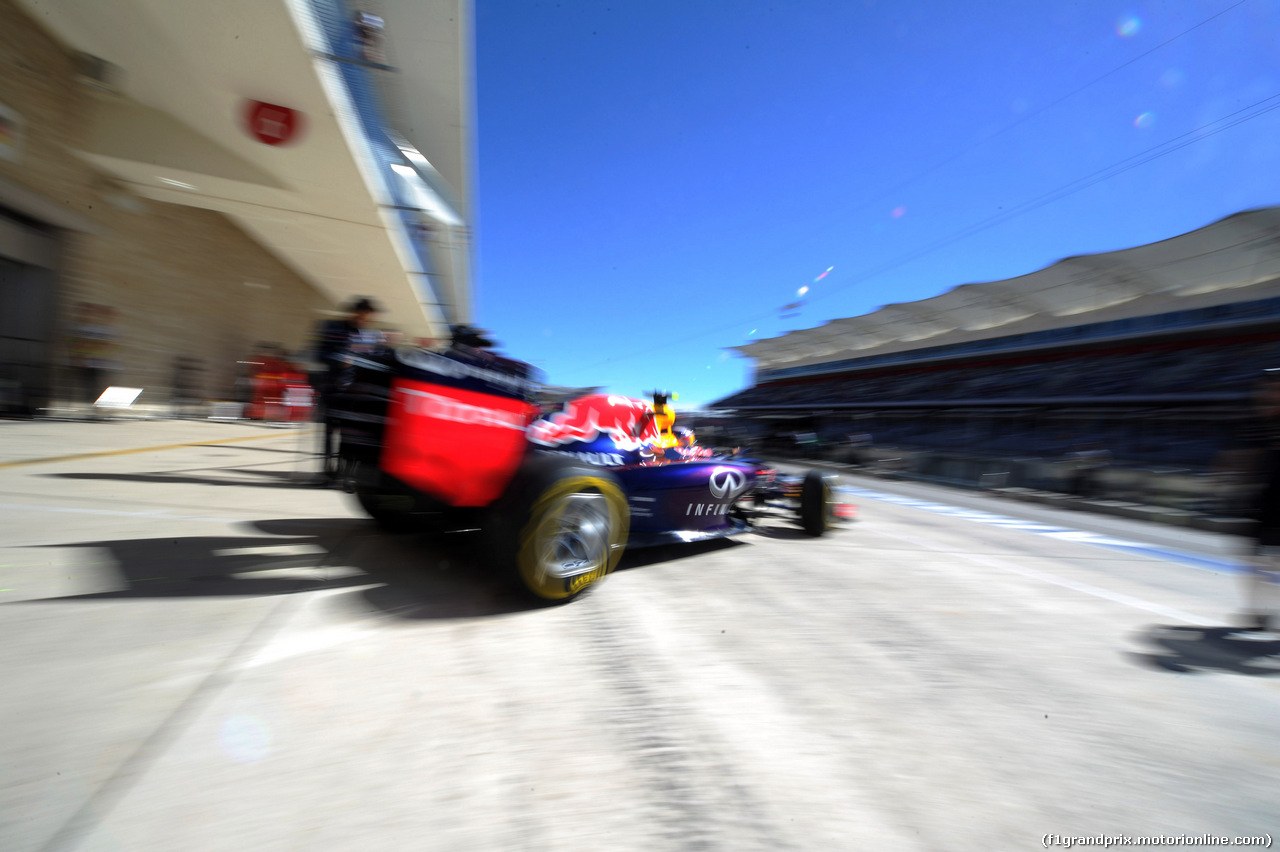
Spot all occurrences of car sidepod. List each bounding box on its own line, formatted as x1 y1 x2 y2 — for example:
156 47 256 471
615 460 757 545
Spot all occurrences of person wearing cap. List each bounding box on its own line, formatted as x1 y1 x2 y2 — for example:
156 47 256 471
314 297 384 482
447 323 497 351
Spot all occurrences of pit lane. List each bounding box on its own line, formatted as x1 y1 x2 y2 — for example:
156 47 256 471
1 420 1276 851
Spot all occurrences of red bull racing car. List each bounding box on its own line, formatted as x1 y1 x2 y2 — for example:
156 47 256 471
331 341 852 601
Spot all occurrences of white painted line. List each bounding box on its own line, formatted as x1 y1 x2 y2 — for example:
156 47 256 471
845 487 1246 575
874 526 1217 626
241 623 370 669
215 544 328 557
239 586 381 669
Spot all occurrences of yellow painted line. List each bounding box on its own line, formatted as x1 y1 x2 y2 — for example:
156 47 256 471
0 430 319 470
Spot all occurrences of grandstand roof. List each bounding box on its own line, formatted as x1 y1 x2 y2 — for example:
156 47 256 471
734 206 1280 371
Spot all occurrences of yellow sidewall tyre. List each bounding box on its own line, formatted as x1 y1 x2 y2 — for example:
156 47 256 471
512 470 627 596
492 456 629 601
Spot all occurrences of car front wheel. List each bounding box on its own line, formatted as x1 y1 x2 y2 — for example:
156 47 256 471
799 469 838 537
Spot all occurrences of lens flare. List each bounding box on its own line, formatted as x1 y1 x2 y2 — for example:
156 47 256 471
814 266 834 282
1116 15 1141 37
220 714 270 763
1159 68 1184 89
891 206 905 218
797 285 809 297
1134 112 1155 128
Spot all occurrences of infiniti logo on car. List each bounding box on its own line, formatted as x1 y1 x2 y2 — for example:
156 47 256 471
708 467 747 500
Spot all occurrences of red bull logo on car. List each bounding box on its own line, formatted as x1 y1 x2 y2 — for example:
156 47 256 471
529 394 660 452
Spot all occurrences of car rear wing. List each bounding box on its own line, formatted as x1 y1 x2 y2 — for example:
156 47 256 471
378 347 541 507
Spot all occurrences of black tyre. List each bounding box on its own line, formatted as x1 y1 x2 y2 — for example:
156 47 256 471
346 461 419 533
355 487 419 532
799 469 838 537
492 455 629 600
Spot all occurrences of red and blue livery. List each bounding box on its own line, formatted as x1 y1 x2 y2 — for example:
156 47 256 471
332 345 850 600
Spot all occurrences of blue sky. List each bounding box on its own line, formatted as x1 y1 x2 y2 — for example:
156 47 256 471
471 0 1280 408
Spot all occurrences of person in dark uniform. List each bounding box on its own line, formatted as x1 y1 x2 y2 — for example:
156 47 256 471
314 297 384 482
1239 369 1280 631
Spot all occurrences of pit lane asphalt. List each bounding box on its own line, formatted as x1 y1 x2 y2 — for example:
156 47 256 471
2 419 1277 852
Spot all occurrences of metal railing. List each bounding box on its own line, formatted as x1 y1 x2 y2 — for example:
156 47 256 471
305 0 449 319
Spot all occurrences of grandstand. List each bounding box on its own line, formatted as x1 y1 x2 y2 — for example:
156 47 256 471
714 207 1280 487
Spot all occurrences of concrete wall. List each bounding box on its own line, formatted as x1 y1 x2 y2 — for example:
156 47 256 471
0 0 336 410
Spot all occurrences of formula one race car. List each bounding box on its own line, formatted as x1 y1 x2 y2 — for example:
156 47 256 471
527 391 854 545
331 341 852 601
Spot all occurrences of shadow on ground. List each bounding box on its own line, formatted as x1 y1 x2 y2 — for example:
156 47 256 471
616 537 744 570
46 466 320 489
17 517 758 621
1131 624 1280 676
21 517 550 620
193 443 314 455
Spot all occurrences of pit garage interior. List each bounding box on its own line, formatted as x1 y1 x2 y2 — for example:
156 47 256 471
0 0 471 415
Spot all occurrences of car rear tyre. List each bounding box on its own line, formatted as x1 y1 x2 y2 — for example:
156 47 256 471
799 469 838 537
493 455 629 600
355 487 419 532
347 462 419 533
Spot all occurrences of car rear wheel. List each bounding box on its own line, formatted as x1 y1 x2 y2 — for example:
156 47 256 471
799 469 838 537
349 462 436 534
355 487 419 533
492 455 629 600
